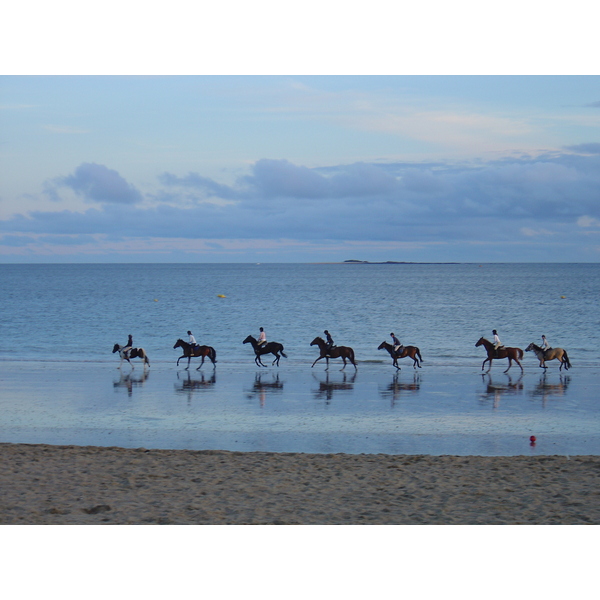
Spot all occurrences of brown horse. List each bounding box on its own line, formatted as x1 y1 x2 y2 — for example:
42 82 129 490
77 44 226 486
475 337 523 373
310 337 357 371
525 342 571 371
173 339 217 370
377 341 423 370
243 335 287 367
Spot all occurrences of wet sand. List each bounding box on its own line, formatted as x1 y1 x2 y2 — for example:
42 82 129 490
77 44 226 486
1 443 599 524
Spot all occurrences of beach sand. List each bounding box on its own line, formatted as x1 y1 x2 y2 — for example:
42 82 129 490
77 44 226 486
1 443 599 525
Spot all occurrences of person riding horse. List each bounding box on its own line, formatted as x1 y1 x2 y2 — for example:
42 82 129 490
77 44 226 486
258 327 267 348
188 330 199 350
541 335 552 356
390 332 403 356
324 330 334 355
492 330 503 358
122 334 133 359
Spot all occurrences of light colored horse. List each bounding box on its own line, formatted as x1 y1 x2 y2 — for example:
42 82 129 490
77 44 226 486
525 342 571 371
112 343 150 369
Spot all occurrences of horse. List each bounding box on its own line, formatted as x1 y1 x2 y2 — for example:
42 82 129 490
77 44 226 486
112 343 150 369
525 342 571 371
310 336 357 371
475 337 523 374
377 341 423 370
173 339 217 370
243 335 287 367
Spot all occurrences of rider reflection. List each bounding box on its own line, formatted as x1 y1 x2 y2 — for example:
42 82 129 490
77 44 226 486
379 372 421 407
479 373 524 409
174 370 216 403
312 371 356 404
245 372 284 407
529 373 571 406
113 369 150 398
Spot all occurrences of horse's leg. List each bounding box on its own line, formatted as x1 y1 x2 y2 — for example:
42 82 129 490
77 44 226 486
325 357 330 371
481 358 488 371
311 356 323 368
504 358 513 374
272 352 280 367
197 356 205 371
340 357 346 371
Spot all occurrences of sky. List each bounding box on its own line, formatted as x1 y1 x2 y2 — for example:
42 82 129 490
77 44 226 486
1 5 599 263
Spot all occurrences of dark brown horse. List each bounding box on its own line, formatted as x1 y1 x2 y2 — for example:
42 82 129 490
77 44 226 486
377 341 423 370
475 337 523 373
525 342 571 371
112 343 150 369
310 336 357 371
243 335 287 367
173 339 217 370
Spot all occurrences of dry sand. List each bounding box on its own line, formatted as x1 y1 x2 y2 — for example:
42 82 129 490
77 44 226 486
1 443 599 525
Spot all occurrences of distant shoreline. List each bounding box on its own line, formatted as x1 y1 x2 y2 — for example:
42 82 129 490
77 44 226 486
311 260 462 265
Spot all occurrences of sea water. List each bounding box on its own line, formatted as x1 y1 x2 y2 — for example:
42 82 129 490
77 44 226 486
0 263 598 455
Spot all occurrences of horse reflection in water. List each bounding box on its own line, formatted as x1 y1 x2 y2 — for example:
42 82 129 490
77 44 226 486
246 372 284 407
529 373 571 406
113 369 150 398
312 371 357 403
480 373 524 409
379 372 421 407
174 370 216 402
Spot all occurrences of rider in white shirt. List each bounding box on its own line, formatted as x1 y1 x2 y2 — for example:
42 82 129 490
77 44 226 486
188 331 198 348
492 330 503 358
258 327 267 347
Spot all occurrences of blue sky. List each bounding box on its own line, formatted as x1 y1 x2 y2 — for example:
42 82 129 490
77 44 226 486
1 7 599 262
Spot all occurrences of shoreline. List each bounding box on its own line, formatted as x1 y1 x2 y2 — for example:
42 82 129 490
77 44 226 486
2 442 599 525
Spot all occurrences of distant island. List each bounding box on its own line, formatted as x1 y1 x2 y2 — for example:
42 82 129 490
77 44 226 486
343 260 460 265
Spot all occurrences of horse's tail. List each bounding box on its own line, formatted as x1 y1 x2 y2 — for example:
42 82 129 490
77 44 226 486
349 348 356 364
210 347 217 363
141 349 150 365
563 350 571 369
518 348 524 360
280 345 287 358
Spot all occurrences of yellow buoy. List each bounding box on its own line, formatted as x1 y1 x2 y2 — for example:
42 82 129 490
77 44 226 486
153 299 158 302
217 294 226 298
561 296 566 299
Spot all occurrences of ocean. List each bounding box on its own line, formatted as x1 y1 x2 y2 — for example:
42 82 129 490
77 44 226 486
1 263 599 455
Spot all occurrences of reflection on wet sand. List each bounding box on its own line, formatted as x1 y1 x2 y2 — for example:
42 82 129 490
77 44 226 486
479 373 524 409
113 370 150 397
174 370 216 402
245 372 284 407
379 372 421 406
529 373 571 405
312 371 357 403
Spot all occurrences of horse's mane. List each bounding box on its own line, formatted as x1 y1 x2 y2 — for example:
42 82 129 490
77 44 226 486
313 336 324 343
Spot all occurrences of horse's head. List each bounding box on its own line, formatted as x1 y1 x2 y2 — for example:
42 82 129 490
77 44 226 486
475 337 486 347
112 344 120 353
310 337 323 346
174 339 183 349
525 343 535 352
243 335 254 344
377 341 387 350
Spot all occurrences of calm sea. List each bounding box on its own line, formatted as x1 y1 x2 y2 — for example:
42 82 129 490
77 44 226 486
1 263 598 455
0 263 598 366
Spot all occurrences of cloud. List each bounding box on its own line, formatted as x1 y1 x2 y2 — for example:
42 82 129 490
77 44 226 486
57 163 143 204
3 153 600 253
584 101 600 108
565 142 600 154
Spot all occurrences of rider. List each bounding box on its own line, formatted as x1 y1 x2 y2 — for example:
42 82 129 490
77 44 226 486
541 334 552 357
390 332 403 356
258 327 267 347
123 334 133 358
188 330 199 349
324 330 334 355
492 329 503 358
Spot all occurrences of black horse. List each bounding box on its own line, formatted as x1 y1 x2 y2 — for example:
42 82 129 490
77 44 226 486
173 339 217 370
243 335 287 367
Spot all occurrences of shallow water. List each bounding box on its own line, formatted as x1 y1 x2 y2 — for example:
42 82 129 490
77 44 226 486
1 263 598 456
1 360 598 456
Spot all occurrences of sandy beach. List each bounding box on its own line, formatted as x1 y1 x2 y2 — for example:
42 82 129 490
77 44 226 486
1 443 598 525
